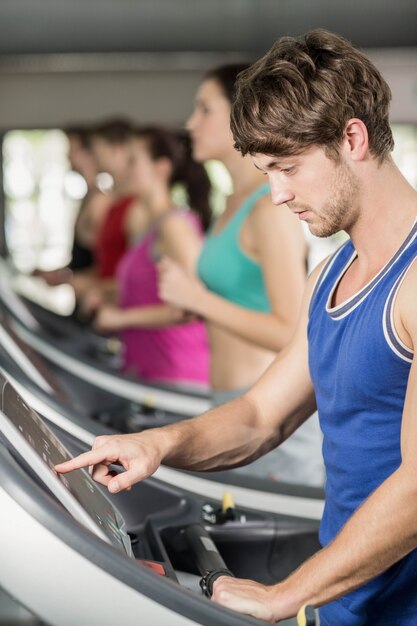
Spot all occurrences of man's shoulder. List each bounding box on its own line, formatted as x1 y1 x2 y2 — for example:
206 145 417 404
398 256 417 297
396 257 417 339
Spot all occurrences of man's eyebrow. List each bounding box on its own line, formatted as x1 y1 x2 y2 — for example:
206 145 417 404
253 160 280 172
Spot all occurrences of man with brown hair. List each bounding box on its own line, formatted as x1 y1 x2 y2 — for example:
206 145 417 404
56 30 417 624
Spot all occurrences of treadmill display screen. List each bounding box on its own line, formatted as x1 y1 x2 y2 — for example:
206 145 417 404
0 382 131 556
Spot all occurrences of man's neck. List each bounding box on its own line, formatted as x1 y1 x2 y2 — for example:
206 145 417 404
348 159 417 271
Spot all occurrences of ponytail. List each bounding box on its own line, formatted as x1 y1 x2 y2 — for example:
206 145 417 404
135 126 212 232
172 131 212 232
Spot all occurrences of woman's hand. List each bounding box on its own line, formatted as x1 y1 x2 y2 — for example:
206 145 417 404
158 256 206 315
94 304 126 333
34 268 72 287
80 288 105 317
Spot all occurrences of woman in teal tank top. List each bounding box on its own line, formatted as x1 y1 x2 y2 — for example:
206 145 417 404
159 64 324 486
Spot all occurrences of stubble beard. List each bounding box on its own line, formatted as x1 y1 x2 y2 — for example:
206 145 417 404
298 160 362 238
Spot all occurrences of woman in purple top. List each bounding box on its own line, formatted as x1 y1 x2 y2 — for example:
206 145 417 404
93 126 211 386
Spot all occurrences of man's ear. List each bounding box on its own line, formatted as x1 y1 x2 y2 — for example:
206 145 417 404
341 118 369 162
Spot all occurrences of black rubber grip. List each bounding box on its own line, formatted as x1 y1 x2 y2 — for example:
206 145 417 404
184 524 230 575
183 524 234 597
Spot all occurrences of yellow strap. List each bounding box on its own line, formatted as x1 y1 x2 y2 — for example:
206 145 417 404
296 605 307 626
222 491 235 512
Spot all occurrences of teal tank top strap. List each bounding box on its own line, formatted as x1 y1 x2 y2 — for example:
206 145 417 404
231 182 270 228
197 182 272 312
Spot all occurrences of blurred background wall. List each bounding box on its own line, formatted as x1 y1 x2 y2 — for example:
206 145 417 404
1 0 417 271
1 0 417 129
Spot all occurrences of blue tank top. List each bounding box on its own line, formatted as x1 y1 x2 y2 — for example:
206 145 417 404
196 184 271 312
308 221 417 626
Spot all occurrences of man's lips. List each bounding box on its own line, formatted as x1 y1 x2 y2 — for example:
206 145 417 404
291 208 311 220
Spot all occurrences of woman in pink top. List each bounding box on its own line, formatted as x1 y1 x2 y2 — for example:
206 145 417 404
92 126 211 386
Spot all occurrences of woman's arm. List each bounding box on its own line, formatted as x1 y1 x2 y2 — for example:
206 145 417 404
95 212 203 332
94 302 187 332
159 199 307 352
158 211 203 273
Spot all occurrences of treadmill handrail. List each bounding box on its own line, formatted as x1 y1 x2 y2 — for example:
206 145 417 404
0 260 41 331
0 325 53 393
10 319 211 416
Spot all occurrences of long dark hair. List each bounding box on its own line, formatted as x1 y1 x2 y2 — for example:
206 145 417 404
135 126 212 231
205 62 251 105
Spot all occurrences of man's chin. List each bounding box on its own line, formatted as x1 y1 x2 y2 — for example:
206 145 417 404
308 222 339 238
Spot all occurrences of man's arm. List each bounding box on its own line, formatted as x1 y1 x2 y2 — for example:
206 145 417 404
212 261 417 622
55 261 322 492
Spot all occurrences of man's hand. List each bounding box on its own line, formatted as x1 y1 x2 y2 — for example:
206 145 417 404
212 576 280 623
55 432 163 493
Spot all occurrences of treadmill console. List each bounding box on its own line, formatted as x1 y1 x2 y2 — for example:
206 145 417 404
0 377 132 557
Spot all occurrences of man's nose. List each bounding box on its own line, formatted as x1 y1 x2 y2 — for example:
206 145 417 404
270 179 295 206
